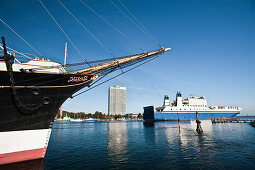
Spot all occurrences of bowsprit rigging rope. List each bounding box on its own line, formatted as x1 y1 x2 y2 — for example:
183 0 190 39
0 44 32 60
65 48 162 75
38 0 91 67
109 0 162 48
0 18 42 56
71 52 162 98
79 0 145 52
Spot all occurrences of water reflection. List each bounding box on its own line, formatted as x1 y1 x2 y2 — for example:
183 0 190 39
0 158 44 170
107 122 128 165
2 118 254 169
162 120 213 146
143 122 155 128
142 122 157 148
160 120 216 168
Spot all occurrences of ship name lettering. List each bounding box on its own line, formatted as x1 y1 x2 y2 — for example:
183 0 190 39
68 76 88 82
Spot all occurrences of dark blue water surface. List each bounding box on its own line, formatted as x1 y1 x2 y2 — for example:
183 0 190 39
2 117 255 169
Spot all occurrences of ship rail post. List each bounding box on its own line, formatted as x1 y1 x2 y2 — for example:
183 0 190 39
177 113 181 132
178 119 181 132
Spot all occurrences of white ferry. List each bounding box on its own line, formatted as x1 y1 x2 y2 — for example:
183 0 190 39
143 92 241 121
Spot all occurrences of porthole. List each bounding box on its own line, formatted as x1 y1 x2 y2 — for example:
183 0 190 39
32 88 40 96
42 97 50 105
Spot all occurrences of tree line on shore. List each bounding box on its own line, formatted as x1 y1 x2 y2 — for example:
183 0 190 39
56 110 143 119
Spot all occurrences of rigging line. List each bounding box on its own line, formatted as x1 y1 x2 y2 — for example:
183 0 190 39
116 0 162 47
90 67 117 86
66 58 115 66
38 0 91 67
57 0 124 73
79 0 144 52
0 44 34 59
109 0 162 48
0 44 33 59
58 48 161 66
72 53 162 98
0 18 42 56
8 52 33 59
57 0 115 59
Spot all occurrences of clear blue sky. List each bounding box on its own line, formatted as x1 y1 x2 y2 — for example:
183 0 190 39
1 0 255 115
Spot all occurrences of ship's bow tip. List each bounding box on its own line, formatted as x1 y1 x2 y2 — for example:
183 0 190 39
164 48 171 52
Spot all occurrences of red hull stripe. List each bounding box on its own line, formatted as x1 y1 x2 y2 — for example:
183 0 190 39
0 148 46 165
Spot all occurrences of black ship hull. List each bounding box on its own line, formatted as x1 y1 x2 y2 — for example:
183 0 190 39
0 70 95 165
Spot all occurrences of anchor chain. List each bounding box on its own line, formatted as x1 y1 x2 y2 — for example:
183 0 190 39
1 36 45 115
5 55 45 115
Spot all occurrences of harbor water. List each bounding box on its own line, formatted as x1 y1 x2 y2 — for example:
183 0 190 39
1 117 255 169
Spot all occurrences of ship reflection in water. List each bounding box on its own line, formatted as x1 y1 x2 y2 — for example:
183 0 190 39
162 120 214 167
1 118 255 169
0 158 45 170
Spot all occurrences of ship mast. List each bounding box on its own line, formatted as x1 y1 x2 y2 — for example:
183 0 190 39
73 47 171 74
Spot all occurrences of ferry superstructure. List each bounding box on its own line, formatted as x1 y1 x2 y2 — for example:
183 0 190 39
143 92 241 121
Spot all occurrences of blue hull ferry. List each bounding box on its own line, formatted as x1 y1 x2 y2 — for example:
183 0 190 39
143 92 241 121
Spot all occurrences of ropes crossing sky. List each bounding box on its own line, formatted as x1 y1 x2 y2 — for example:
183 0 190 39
72 53 163 98
109 0 162 48
79 0 145 52
116 0 162 47
0 18 42 56
1 0 162 64
38 0 91 67
57 0 116 59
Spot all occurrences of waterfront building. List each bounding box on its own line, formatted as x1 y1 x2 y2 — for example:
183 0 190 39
108 86 126 115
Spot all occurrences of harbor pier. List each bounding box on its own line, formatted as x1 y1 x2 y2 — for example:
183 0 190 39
212 119 254 124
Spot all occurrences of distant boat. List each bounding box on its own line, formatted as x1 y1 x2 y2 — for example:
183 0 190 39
117 117 127 121
70 118 83 122
84 118 98 122
55 116 71 121
63 116 71 121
